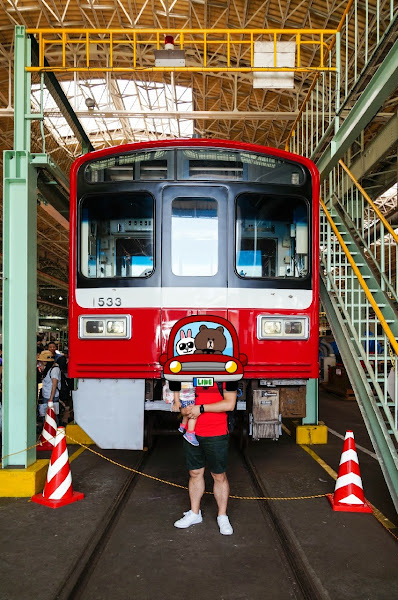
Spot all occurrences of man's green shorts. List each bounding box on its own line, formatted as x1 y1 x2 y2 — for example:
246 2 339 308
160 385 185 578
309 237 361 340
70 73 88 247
183 434 229 474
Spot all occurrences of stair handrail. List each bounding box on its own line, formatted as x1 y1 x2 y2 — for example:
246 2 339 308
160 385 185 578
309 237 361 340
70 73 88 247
338 159 398 244
320 197 398 356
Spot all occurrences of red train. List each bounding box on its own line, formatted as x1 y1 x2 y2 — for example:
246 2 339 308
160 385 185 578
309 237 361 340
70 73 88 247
68 139 319 448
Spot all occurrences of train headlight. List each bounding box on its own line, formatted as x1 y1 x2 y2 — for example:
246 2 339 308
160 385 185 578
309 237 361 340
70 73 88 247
79 315 131 339
170 360 182 373
284 320 303 335
257 316 309 340
225 360 238 373
85 320 104 334
261 320 282 336
107 320 126 335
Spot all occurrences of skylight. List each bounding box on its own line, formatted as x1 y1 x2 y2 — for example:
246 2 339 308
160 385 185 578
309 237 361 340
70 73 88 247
31 77 193 155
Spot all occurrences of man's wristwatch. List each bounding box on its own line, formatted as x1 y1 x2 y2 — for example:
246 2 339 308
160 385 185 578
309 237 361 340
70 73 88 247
199 404 205 414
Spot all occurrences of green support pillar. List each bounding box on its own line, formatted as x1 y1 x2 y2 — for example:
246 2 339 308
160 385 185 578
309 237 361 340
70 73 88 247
1 26 37 468
295 378 327 445
303 378 318 425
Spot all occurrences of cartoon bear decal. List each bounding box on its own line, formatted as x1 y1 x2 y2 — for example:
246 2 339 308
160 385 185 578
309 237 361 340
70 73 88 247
194 325 227 355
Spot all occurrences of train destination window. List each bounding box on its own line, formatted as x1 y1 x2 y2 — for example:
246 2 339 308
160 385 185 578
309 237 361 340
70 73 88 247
236 193 309 279
171 198 218 276
84 149 173 182
80 192 154 279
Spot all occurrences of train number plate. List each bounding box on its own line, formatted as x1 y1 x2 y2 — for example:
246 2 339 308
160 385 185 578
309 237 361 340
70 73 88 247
194 377 214 387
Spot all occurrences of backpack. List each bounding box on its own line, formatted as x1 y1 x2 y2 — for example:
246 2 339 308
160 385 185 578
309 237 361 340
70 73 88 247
59 371 72 402
50 365 71 402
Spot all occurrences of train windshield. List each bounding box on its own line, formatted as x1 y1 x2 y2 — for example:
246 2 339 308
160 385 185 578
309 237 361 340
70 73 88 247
236 193 309 279
80 192 154 279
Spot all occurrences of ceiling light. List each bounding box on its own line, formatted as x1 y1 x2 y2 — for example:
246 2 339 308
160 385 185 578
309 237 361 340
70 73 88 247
85 97 96 109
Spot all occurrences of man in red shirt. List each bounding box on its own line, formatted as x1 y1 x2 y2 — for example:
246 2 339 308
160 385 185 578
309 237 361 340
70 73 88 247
172 381 238 535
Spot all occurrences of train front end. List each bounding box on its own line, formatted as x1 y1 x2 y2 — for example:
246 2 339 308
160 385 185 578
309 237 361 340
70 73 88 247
69 140 319 448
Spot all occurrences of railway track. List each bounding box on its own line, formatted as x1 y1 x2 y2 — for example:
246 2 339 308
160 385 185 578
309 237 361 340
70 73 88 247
53 447 153 600
53 436 329 600
241 449 330 600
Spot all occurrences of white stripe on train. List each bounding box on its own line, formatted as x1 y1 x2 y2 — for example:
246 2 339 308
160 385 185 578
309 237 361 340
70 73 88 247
76 287 313 310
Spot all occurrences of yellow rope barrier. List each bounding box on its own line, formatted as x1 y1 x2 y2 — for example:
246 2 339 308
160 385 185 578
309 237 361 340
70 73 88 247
0 431 63 465
65 435 328 501
0 432 328 500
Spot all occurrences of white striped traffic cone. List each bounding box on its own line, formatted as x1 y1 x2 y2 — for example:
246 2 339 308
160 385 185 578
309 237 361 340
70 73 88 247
37 400 57 451
327 430 372 513
32 427 84 509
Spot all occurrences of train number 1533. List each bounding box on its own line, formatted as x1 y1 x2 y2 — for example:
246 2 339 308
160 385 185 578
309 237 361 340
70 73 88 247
96 297 122 307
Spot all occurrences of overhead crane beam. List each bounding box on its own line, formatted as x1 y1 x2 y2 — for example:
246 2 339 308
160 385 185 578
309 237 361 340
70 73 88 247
25 27 337 75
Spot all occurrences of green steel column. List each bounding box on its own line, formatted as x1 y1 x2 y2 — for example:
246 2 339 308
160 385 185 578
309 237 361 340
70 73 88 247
2 26 37 468
303 378 318 424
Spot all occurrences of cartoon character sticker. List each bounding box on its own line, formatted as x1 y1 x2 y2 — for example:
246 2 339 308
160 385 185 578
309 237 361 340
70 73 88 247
176 329 196 355
160 315 247 383
194 324 227 354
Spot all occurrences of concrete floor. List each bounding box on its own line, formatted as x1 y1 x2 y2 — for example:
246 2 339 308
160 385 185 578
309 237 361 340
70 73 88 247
0 390 397 600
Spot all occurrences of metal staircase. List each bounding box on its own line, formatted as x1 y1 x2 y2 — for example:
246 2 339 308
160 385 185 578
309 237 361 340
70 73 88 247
286 0 398 511
320 192 398 511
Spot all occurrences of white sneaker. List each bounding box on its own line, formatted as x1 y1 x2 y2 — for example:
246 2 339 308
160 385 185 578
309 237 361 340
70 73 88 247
174 510 203 528
217 515 233 535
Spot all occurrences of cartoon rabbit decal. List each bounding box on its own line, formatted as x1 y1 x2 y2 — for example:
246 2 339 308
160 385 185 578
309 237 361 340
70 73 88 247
176 329 196 355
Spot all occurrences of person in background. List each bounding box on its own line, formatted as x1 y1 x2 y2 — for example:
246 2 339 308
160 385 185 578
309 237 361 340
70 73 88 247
37 350 61 423
37 337 45 354
47 341 62 363
56 354 73 427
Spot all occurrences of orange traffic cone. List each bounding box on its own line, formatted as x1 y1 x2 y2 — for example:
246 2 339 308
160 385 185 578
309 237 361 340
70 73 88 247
327 430 372 513
37 400 57 452
32 427 84 509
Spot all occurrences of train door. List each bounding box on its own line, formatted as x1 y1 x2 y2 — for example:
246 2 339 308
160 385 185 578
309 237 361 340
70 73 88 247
160 185 229 343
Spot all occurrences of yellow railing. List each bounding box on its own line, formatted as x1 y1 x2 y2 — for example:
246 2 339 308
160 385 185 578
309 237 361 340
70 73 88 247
322 159 398 300
320 197 398 356
338 159 398 245
26 28 337 73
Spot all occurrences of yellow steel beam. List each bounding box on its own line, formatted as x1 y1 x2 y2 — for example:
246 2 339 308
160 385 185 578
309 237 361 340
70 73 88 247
26 66 337 73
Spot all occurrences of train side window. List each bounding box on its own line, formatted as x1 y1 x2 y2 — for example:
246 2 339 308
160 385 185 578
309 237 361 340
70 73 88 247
235 193 309 279
80 192 155 279
171 198 218 276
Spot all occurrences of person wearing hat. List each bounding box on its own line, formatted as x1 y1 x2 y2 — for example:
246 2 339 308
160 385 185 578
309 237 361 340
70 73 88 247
37 350 61 423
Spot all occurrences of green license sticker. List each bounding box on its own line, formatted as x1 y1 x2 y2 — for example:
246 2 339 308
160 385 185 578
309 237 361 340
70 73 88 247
194 377 214 387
